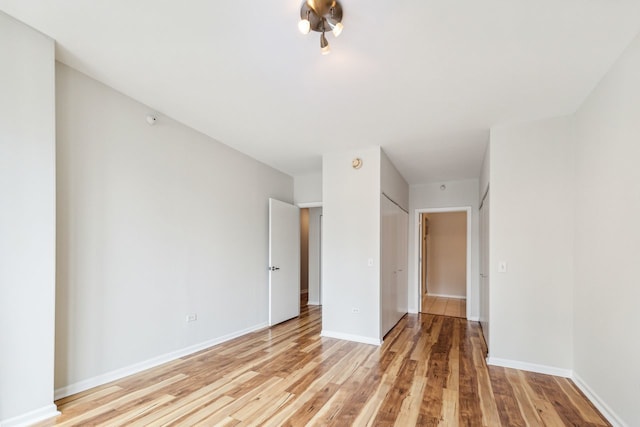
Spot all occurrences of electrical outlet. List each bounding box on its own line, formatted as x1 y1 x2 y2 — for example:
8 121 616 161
352 307 360 314
367 258 373 267
186 314 197 323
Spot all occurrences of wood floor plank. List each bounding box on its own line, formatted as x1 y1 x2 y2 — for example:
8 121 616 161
93 394 176 427
444 300 459 317
553 377 609 426
283 382 341 426
488 366 528 427
196 376 283 425
55 386 123 412
325 366 382 426
423 296 467 319
441 388 459 427
430 297 447 315
506 369 543 426
55 374 187 426
47 305 611 427
162 395 235 426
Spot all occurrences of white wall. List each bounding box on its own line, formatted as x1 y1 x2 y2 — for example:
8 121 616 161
489 116 574 372
408 179 479 316
307 207 322 305
55 63 292 395
381 150 409 211
572 31 640 427
425 212 467 298
480 143 490 199
0 11 58 426
322 147 381 344
294 172 322 205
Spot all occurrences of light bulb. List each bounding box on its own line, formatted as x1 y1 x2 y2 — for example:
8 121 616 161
332 22 343 37
298 18 311 34
320 32 331 55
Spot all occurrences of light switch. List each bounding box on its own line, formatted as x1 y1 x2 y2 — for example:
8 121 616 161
498 261 507 273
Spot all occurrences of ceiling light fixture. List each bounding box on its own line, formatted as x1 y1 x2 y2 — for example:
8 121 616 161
298 0 344 54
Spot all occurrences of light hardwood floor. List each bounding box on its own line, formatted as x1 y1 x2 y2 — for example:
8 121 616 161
42 305 609 426
422 295 467 318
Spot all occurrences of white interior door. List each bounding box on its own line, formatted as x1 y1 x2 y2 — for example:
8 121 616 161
381 195 409 338
269 198 300 326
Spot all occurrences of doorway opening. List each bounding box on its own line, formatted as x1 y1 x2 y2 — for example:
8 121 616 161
417 208 471 319
300 208 309 306
299 207 322 307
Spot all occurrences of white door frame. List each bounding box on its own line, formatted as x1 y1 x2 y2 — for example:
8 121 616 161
415 206 472 319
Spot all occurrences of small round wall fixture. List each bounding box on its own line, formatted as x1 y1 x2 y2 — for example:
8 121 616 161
440 184 446 191
298 0 344 55
352 158 363 169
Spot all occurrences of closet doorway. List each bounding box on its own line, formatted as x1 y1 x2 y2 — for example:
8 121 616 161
299 207 322 306
417 208 470 319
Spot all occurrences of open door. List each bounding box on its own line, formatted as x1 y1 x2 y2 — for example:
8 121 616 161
269 198 301 326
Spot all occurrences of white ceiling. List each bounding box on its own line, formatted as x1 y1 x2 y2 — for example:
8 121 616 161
2 1 639 184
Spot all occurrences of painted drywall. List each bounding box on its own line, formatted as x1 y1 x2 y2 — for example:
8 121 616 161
307 207 322 305
425 212 467 298
322 147 381 344
0 11 58 426
408 179 480 316
294 172 322 205
479 145 491 338
489 116 574 371
479 143 490 199
381 150 409 211
572 31 640 427
55 63 292 393
479 190 490 351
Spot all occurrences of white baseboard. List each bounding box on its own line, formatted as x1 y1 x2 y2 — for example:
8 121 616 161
307 300 320 305
467 316 480 321
0 404 60 427
429 293 466 300
572 373 627 427
321 330 381 346
54 322 268 400
486 357 572 378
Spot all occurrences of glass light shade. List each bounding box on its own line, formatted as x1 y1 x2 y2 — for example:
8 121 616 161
321 44 331 55
298 19 311 34
332 22 343 37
